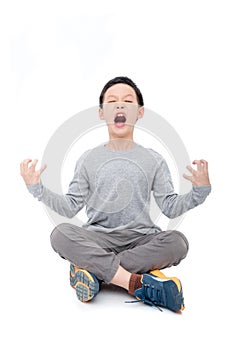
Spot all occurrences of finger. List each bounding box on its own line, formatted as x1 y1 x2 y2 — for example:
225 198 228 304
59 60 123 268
183 173 193 182
21 158 32 167
38 164 47 175
20 163 25 175
20 159 32 172
186 165 196 175
200 159 208 172
192 160 202 171
30 159 38 171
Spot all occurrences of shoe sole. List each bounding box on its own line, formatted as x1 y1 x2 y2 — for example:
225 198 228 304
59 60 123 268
150 270 185 311
70 266 99 302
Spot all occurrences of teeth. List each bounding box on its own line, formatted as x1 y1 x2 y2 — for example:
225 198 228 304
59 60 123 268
117 113 124 117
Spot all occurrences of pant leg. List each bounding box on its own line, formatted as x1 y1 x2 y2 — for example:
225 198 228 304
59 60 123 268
117 230 189 274
50 223 120 283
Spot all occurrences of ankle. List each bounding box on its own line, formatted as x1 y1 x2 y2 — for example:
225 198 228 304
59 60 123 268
111 265 132 290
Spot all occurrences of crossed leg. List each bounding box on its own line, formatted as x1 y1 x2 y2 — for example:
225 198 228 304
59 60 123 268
50 223 189 290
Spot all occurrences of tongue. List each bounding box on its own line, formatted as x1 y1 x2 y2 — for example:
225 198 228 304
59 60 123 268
115 122 125 128
115 116 126 123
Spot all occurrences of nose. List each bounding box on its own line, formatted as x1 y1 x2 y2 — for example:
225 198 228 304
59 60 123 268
116 103 125 109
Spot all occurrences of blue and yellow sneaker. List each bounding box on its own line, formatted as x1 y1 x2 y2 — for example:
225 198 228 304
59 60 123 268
133 270 184 312
70 264 100 302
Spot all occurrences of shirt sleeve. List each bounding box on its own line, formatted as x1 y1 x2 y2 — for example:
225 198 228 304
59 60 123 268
152 154 211 219
26 151 90 218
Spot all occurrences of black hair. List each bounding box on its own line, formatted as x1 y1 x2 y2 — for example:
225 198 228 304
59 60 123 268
99 76 144 108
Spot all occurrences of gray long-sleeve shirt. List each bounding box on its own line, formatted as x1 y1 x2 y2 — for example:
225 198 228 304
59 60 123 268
27 143 211 234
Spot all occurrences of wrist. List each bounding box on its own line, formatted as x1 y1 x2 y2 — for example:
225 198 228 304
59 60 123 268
27 182 43 199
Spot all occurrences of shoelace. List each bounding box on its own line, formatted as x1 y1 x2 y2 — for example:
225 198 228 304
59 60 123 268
125 283 164 312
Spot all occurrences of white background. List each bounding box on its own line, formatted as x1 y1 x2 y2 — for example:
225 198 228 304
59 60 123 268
1 0 233 349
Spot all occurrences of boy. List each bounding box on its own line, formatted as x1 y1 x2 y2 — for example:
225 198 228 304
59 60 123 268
20 77 211 312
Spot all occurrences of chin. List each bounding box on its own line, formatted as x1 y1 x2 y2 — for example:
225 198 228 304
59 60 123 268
109 125 133 138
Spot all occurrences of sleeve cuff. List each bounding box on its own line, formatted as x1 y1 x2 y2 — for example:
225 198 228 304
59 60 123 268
192 184 212 196
27 182 44 199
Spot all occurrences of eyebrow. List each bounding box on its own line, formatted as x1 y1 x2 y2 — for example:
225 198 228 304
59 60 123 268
106 94 135 99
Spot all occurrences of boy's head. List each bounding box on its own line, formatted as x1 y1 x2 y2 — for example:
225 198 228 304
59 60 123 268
99 76 144 108
99 77 144 140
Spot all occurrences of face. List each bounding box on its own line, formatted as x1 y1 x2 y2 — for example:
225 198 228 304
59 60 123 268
99 83 144 140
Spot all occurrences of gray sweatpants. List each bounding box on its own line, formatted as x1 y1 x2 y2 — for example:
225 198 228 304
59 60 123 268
50 223 189 284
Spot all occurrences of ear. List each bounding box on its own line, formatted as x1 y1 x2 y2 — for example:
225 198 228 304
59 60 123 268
99 107 105 120
137 106 144 120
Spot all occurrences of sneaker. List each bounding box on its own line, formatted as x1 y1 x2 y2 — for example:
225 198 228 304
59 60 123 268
150 269 185 311
133 270 184 312
70 264 100 302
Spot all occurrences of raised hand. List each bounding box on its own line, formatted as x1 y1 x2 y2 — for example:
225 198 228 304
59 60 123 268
20 159 47 186
183 159 210 187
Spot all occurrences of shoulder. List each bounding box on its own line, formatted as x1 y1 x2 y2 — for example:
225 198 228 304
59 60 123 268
77 145 103 161
75 144 106 169
138 145 165 163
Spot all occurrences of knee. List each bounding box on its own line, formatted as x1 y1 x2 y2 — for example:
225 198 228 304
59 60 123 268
172 230 189 262
50 223 68 252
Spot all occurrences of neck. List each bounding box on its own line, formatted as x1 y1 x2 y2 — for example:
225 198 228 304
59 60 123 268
105 138 136 151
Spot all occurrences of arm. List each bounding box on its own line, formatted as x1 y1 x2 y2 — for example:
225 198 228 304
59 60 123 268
152 157 211 219
20 156 89 218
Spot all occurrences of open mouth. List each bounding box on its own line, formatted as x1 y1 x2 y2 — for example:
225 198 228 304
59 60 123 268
114 113 126 127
